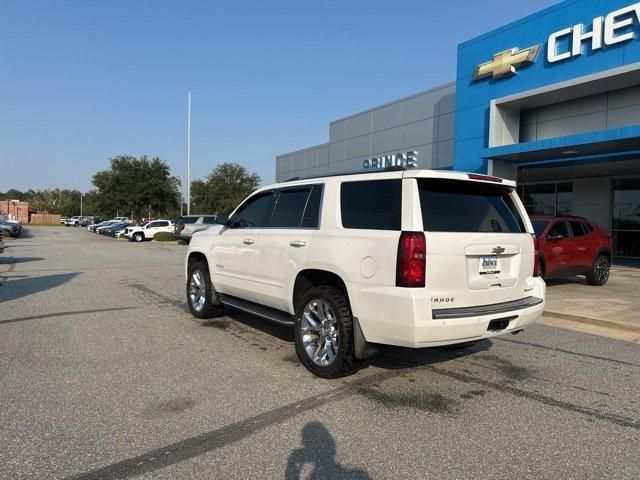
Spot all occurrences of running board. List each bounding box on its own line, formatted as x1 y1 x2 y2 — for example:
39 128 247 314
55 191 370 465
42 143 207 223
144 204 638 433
218 294 294 326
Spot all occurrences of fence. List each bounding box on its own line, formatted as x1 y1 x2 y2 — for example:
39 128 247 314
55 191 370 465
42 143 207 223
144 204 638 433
30 214 61 225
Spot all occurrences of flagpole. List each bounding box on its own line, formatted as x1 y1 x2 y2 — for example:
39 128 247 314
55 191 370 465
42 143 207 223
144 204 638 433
187 88 192 215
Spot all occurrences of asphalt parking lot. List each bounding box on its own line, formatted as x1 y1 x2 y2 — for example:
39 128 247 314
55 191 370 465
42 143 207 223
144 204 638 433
1 227 640 479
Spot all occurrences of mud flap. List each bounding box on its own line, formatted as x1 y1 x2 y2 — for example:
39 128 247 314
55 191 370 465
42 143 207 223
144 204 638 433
354 317 380 360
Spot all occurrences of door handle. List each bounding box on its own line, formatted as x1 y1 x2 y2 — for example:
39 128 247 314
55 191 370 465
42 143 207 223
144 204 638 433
243 238 255 245
290 240 306 248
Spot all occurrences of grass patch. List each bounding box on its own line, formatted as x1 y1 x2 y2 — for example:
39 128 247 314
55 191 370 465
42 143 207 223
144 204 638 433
153 232 175 242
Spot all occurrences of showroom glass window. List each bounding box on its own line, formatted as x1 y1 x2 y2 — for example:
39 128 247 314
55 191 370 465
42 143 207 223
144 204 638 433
517 182 573 216
612 178 640 257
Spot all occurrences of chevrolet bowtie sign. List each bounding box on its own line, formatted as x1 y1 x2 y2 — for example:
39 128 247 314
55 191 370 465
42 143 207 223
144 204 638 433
473 45 540 81
473 2 640 82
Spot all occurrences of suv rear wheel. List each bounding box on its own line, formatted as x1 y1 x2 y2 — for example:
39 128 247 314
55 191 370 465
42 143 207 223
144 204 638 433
294 286 358 379
187 261 223 319
586 254 610 286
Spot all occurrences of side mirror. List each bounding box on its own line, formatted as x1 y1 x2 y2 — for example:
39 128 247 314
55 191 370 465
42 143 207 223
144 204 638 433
546 234 564 241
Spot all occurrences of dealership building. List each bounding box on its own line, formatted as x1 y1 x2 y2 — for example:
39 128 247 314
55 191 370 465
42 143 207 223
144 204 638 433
276 0 640 257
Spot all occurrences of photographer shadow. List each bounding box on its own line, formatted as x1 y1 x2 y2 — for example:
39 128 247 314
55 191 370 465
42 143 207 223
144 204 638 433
285 422 370 480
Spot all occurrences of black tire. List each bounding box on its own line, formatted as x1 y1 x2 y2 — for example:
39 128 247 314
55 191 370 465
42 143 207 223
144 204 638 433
538 258 546 279
294 286 358 379
186 261 223 319
586 254 610 286
74 222 79 227
133 232 144 242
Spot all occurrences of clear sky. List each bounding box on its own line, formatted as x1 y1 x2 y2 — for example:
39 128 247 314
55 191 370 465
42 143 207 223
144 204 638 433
0 0 560 192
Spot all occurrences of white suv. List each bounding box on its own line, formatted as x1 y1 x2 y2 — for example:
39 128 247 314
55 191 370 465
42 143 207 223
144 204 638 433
185 169 545 378
124 220 173 242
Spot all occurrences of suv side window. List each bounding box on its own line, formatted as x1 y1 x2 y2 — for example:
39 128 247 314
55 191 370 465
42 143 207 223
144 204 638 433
549 221 569 238
341 179 402 230
231 192 275 228
203 216 217 225
301 184 323 228
156 221 169 227
582 222 594 234
146 222 159 228
569 221 585 237
270 187 312 228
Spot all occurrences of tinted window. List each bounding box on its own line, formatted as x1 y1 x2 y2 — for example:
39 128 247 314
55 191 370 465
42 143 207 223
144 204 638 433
549 221 569 238
181 217 198 224
203 216 217 225
341 180 402 230
270 188 311 228
232 192 274 228
582 222 594 234
418 179 524 233
146 222 159 228
569 221 585 237
301 185 323 228
156 221 169 227
532 220 549 237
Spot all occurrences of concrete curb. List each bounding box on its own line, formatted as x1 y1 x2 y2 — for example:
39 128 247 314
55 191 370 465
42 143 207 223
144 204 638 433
540 311 640 344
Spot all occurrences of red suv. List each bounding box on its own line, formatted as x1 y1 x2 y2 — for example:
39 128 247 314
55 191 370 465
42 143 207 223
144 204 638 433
531 216 613 286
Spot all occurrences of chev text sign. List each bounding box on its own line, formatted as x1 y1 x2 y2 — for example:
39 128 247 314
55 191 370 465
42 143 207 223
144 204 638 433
362 151 418 170
473 2 640 80
548 2 640 63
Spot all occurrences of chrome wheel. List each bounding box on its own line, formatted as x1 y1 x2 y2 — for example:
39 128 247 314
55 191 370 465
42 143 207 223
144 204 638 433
301 299 339 367
595 256 610 284
188 270 206 312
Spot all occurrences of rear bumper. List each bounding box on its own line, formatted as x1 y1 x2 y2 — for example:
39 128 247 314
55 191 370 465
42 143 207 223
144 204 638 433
350 278 546 348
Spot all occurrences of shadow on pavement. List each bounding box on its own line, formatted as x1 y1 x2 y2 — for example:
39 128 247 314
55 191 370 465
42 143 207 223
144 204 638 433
0 272 79 302
0 256 44 265
212 307 294 343
285 422 370 480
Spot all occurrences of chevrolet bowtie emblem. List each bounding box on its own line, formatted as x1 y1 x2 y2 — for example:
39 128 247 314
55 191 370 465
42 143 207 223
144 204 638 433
492 246 506 255
473 45 540 81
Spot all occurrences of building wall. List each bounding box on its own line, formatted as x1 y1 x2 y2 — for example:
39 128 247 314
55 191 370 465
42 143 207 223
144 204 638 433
520 85 640 142
0 200 29 224
275 83 456 181
455 0 640 174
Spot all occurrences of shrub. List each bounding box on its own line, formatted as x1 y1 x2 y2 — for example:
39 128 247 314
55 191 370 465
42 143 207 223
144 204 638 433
153 232 175 242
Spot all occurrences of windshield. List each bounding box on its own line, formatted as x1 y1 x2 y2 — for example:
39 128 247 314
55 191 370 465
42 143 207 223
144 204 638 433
418 179 525 233
532 220 549 237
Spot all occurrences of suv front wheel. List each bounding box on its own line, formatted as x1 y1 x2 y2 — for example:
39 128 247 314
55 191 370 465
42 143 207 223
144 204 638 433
187 261 223 319
294 286 358 379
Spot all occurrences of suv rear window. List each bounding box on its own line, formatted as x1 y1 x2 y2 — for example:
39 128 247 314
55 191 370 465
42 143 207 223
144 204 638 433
341 179 401 230
418 179 525 233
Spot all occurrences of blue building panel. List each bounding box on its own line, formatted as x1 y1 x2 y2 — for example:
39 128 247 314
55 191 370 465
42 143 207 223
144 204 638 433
454 0 640 174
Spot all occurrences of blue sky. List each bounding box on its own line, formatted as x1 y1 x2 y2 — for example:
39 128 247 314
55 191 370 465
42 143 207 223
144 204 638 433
0 0 559 192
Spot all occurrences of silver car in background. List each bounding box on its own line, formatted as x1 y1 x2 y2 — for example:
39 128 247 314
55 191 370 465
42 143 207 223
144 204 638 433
173 214 228 243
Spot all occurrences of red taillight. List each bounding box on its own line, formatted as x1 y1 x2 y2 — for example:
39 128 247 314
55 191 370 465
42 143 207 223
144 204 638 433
532 235 541 277
396 232 426 288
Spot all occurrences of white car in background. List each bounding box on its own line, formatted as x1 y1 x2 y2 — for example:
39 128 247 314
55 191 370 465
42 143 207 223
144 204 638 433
125 219 173 242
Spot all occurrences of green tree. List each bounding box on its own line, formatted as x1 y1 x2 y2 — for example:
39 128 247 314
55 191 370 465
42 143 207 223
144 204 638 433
190 163 261 214
92 155 179 219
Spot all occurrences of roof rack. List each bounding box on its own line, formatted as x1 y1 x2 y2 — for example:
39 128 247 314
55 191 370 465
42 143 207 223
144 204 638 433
283 165 406 183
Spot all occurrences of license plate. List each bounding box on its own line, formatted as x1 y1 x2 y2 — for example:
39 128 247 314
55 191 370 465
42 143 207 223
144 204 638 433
479 257 500 275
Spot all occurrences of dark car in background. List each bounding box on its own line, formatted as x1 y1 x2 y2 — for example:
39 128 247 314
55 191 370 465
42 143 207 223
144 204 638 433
100 221 132 237
0 220 22 238
173 214 228 242
531 215 613 286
